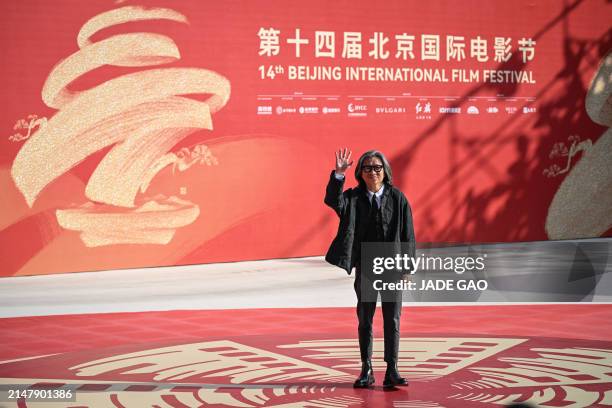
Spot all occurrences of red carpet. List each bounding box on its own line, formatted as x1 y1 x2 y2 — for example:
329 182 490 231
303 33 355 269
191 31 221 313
1 305 611 407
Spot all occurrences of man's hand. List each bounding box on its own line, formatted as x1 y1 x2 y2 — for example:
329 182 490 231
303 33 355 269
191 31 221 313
335 148 353 175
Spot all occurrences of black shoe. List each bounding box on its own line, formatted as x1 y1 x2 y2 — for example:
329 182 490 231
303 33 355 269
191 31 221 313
383 364 408 388
353 361 375 388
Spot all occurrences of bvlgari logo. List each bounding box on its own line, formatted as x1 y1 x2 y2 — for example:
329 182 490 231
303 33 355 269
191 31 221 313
375 107 406 114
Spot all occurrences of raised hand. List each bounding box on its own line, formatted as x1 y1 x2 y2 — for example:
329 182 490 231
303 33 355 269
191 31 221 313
335 148 353 175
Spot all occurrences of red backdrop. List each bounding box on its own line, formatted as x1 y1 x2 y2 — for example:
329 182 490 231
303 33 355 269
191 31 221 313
1 0 610 276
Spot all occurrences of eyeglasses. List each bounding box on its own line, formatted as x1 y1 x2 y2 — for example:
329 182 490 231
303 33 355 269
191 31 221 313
362 165 383 173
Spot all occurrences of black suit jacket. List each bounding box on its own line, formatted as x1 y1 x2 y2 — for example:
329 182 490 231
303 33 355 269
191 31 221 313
324 171 416 274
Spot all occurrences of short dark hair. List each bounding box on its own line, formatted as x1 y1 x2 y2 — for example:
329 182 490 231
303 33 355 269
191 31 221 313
354 150 393 189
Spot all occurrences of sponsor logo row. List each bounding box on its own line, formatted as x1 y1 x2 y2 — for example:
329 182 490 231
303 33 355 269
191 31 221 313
257 103 537 117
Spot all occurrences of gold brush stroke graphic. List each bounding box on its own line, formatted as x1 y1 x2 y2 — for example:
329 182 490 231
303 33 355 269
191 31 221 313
450 347 612 407
56 195 199 246
10 6 230 246
279 337 527 380
545 52 612 239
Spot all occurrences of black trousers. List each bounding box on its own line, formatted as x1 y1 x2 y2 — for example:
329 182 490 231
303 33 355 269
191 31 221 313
354 265 403 364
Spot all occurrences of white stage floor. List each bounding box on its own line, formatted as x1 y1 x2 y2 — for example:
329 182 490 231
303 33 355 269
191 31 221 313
2 244 611 317
0 257 356 317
